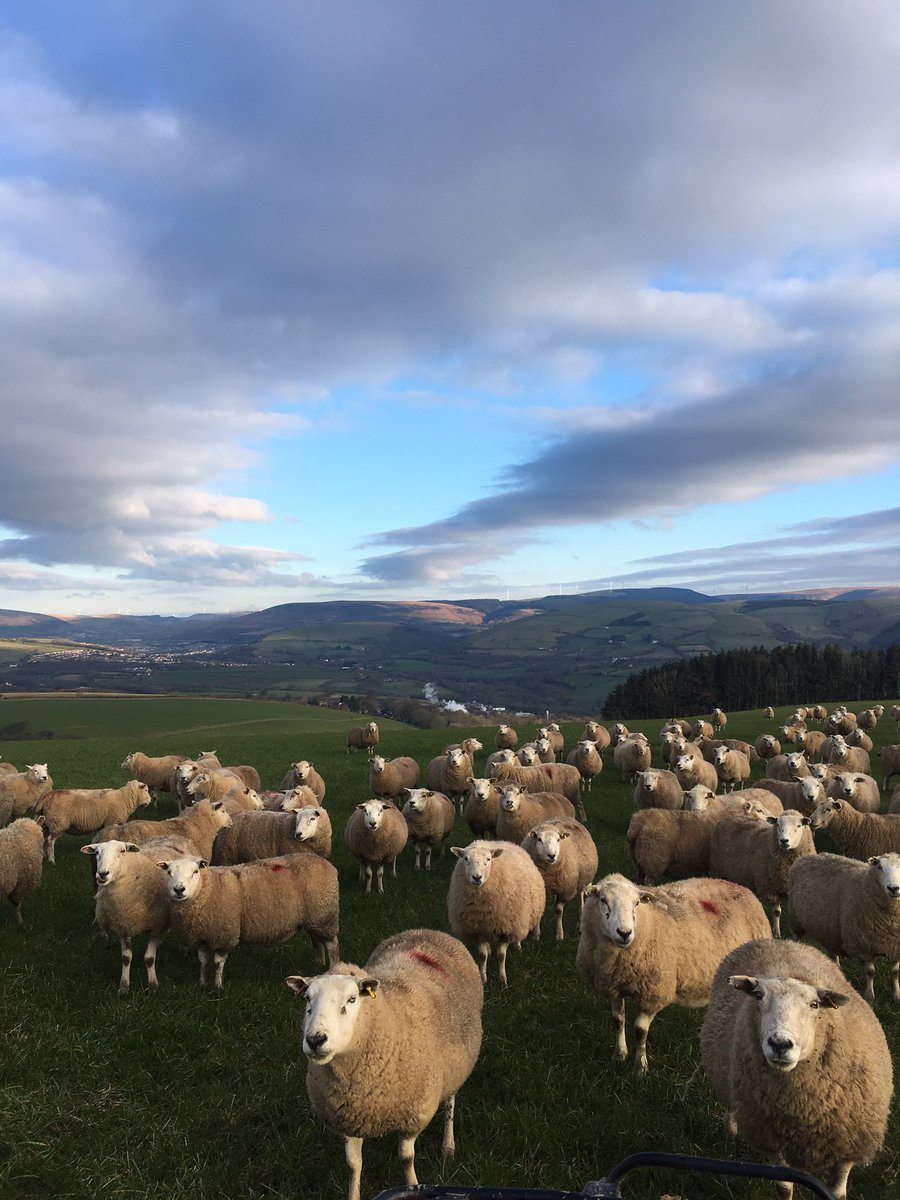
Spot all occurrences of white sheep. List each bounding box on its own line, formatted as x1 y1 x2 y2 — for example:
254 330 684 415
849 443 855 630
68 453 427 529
464 777 502 839
346 721 379 755
160 852 340 988
277 784 321 813
401 789 455 869
0 818 44 924
674 751 718 793
278 760 326 801
880 743 900 793
521 818 598 939
683 786 783 817
626 801 772 885
700 937 892 1200
212 807 332 865
448 840 545 986
576 873 770 1074
344 800 409 894
490 760 583 814
516 744 540 766
809 798 900 860
369 755 420 800
708 810 816 937
36 780 152 864
754 734 781 761
120 751 187 797
538 724 564 754
495 724 518 750
789 851 900 1003
580 720 611 751
632 768 683 811
484 748 518 777
613 734 652 781
713 746 751 792
495 785 576 845
826 771 880 813
566 740 604 792
80 839 170 993
286 928 482 1200
765 752 810 782
424 748 474 811
94 797 233 862
0 764 53 821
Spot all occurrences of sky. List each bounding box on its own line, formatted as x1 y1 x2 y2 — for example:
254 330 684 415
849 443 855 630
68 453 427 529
1 0 899 616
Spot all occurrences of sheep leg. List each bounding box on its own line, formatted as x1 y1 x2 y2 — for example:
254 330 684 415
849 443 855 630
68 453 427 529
496 939 510 987
831 1162 852 1200
344 1136 364 1200
45 832 57 865
864 960 877 1003
213 951 227 990
11 899 23 925
891 960 900 1002
198 945 211 986
441 1095 456 1157
364 864 373 894
391 856 397 877
145 935 160 990
770 902 782 939
376 865 385 894
311 933 326 965
118 937 133 995
633 1010 657 1075
424 847 432 871
476 941 489 983
413 844 421 869
554 898 565 941
398 1134 418 1185
576 798 586 822
611 997 627 1061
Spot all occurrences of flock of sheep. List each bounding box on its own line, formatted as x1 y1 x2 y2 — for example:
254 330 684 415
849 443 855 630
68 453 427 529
2 704 900 1199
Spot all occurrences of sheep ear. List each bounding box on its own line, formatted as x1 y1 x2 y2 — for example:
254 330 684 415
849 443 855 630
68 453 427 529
125 843 141 853
766 816 778 825
286 975 310 997
801 817 811 826
816 987 850 1009
157 861 169 871
355 803 367 810
527 829 538 839
729 975 761 996
869 855 881 865
490 847 505 858
639 891 659 904
450 847 465 858
559 830 571 839
467 776 474 785
80 844 98 855
358 978 379 999
198 860 209 869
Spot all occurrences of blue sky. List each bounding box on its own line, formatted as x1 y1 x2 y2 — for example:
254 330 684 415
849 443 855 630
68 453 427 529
0 1 899 615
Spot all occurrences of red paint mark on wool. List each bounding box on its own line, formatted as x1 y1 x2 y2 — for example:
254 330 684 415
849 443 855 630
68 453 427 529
270 863 287 872
699 899 720 916
543 765 552 777
410 950 448 977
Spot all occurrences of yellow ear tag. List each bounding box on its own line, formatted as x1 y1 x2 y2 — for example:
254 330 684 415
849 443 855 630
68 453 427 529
361 984 376 999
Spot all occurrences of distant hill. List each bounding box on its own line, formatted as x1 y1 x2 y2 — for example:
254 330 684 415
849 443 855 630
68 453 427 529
1 587 898 714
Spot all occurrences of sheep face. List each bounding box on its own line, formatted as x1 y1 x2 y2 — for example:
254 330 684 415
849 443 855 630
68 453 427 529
675 753 698 774
799 777 824 807
499 787 523 813
451 843 504 887
809 763 830 782
768 811 811 850
527 826 570 865
870 853 900 900
286 972 378 1065
120 754 136 770
81 839 141 885
714 747 729 766
683 785 716 811
584 875 655 948
638 770 658 792
26 764 49 782
281 787 311 813
186 773 209 797
370 756 386 774
294 808 324 841
785 752 807 777
356 800 390 831
465 739 483 754
159 857 208 901
292 761 314 782
518 747 538 765
809 798 842 830
244 790 264 810
177 762 200 784
365 723 378 735
402 789 433 814
469 779 494 803
728 974 849 1072
446 749 466 769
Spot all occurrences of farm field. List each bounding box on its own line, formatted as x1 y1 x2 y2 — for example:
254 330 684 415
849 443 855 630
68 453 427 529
1 700 899 1199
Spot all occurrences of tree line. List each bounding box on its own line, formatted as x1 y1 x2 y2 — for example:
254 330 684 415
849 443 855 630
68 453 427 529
601 643 900 720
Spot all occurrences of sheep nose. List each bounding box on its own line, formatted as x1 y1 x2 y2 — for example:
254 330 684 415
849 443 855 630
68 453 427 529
616 928 631 942
471 873 484 886
768 1035 794 1055
779 838 790 848
888 885 900 898
96 870 109 883
173 884 186 896
306 1031 328 1052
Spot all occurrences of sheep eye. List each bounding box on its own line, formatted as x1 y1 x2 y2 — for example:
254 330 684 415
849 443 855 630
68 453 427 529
348 995 356 1004
810 1000 819 1010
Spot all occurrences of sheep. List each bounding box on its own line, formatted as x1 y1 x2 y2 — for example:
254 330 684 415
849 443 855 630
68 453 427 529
464 777 501 839
613 735 652 782
709 810 816 937
170 760 201 813
346 722 379 756
36 780 152 864
789 851 900 1003
873 704 886 719
809 798 900 860
485 749 517 777
80 839 170 993
0 758 18 775
857 708 878 733
694 720 714 740
826 771 880 813
0 764 53 821
580 720 611 751
401 789 455 869
846 728 874 753
217 764 261 791
0 818 44 924
533 737 556 764
565 740 604 793
278 760 326 802
443 737 483 763
878 744 900 793
538 724 565 755
120 751 187 797
425 748 474 811
495 785 576 846
684 787 783 817
800 729 827 758
278 784 321 813
763 705 775 720
713 746 751 793
829 742 872 775
825 709 857 736
608 722 630 745
700 937 892 1200
711 707 727 733
184 770 249 806
516 744 540 766
674 751 718 793
344 800 409 894
94 797 233 862
212 807 332 864
808 760 842 786
196 750 221 769
627 801 773 884
369 755 420 800
495 723 518 750
491 760 582 808
766 751 810 782
220 788 265 815
287 927 482 1200
521 818 598 939
576 873 770 1075
632 768 683 811
755 776 824 814
160 852 340 988
447 840 545 985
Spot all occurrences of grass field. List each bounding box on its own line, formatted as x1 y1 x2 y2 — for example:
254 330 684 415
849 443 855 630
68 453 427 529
1 699 899 1200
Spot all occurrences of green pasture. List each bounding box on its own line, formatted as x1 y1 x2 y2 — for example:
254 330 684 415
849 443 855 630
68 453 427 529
1 700 899 1199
